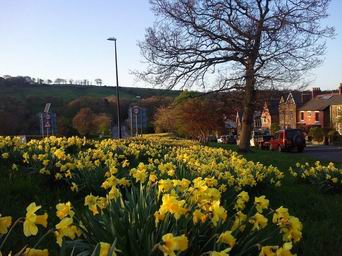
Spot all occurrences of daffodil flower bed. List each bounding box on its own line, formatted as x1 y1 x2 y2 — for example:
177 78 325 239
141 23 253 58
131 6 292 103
290 161 342 192
0 135 302 255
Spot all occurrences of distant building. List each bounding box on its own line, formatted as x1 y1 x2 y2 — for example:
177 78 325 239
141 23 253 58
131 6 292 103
252 111 262 129
278 91 311 129
236 110 263 132
298 84 342 134
261 98 282 130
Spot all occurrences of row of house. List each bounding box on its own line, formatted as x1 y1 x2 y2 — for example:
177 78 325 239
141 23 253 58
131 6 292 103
236 83 342 135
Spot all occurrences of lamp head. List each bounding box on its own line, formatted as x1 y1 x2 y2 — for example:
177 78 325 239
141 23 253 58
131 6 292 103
107 37 117 41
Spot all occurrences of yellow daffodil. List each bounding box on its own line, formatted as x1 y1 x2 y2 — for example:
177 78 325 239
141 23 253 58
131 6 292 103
0 215 12 234
107 186 121 201
249 213 268 231
234 191 249 211
84 194 100 215
156 194 188 222
259 246 277 256
23 202 48 237
99 242 117 256
210 200 227 226
210 248 231 256
1 152 9 159
55 217 81 246
118 177 130 187
192 209 207 224
70 182 79 192
254 196 269 213
217 231 236 248
231 211 247 232
122 159 130 168
276 242 295 256
158 233 188 256
56 202 74 219
24 248 49 256
54 149 66 160
280 216 302 243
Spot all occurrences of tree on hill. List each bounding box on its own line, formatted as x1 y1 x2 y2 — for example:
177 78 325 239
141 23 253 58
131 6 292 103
154 92 225 140
54 78 66 85
72 108 95 136
72 107 112 136
92 114 111 135
153 106 177 133
138 0 334 151
95 78 103 86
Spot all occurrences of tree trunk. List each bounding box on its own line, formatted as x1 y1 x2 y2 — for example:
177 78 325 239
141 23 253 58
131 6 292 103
238 62 256 152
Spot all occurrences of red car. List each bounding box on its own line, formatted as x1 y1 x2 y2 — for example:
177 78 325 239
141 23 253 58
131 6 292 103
269 129 306 152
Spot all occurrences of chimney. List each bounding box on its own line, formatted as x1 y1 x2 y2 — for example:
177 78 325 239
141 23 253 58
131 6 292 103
301 91 311 104
339 83 342 95
312 87 321 98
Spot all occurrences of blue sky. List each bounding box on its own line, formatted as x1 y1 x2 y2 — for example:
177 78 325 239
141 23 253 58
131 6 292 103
0 0 341 90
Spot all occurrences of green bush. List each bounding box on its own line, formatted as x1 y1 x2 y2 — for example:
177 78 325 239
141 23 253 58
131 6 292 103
308 127 324 143
327 130 342 145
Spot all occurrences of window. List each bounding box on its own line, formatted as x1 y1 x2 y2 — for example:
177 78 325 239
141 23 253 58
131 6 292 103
315 112 320 122
300 112 304 121
337 106 342 116
337 106 342 135
290 111 293 120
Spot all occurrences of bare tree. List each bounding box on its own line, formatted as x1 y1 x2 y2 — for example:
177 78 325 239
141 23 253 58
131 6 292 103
95 78 103 86
138 0 334 151
54 78 63 85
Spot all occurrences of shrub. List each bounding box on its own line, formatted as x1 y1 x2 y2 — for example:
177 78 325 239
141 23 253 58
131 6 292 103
308 127 324 143
327 129 342 145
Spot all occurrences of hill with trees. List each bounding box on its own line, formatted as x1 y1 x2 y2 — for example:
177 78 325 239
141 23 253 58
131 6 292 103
0 76 180 136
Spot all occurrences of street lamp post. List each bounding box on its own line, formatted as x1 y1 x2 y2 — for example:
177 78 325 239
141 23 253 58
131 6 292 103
107 37 122 138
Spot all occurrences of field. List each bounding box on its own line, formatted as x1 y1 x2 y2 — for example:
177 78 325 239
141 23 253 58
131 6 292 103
0 135 341 255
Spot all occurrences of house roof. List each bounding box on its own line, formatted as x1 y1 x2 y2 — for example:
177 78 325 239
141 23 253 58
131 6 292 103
299 94 342 111
266 99 281 116
291 91 304 107
265 94 288 116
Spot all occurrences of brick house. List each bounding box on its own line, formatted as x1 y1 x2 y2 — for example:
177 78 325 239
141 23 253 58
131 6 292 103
298 84 342 134
278 91 311 129
331 104 342 134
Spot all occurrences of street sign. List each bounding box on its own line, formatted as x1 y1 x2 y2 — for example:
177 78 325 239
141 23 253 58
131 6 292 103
132 106 140 115
39 104 57 136
44 103 51 113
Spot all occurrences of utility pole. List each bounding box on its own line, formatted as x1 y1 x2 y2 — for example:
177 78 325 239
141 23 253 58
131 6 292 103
107 37 122 138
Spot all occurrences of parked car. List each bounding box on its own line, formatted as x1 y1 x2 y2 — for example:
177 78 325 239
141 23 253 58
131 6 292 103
207 135 218 142
269 129 306 152
255 134 274 149
217 135 236 144
250 129 270 147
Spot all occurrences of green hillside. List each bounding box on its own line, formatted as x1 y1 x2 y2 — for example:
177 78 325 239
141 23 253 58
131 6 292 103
0 84 181 101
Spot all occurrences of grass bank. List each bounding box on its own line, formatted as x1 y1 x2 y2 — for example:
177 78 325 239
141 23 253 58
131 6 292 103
208 142 342 256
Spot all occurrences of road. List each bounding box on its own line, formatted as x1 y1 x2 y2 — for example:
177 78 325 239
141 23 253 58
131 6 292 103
302 145 342 163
